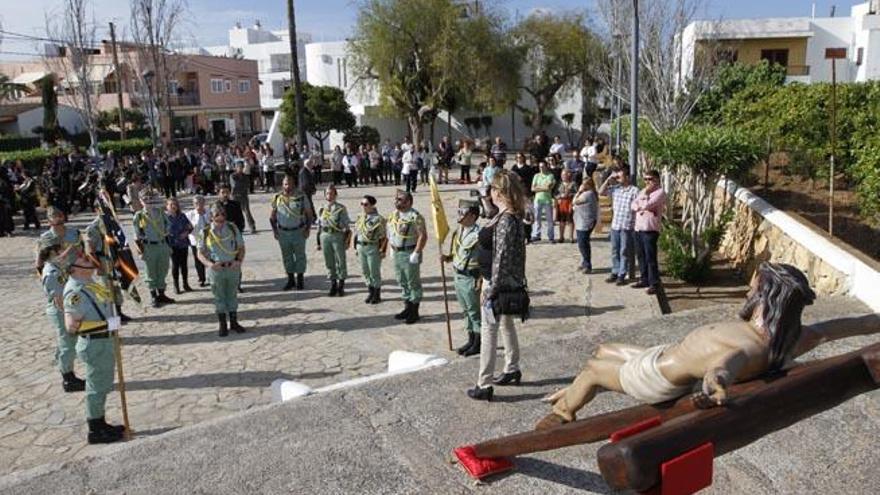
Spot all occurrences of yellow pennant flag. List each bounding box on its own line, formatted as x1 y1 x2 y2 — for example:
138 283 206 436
429 175 450 244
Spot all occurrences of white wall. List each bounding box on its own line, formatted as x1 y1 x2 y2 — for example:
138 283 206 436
12 105 85 137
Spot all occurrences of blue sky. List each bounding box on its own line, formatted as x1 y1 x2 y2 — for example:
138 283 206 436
0 0 865 57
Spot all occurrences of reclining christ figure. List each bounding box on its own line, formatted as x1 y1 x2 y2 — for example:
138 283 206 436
538 262 880 430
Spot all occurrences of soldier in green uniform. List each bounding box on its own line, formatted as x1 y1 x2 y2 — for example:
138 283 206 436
35 206 80 271
441 199 482 356
352 195 387 304
84 202 132 323
132 189 174 308
316 185 351 296
63 249 126 444
37 236 85 392
270 174 314 291
197 202 247 337
387 190 428 324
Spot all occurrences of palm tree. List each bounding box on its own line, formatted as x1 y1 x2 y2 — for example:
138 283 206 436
0 74 26 102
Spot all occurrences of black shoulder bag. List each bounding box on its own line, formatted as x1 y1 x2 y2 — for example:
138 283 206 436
492 214 530 322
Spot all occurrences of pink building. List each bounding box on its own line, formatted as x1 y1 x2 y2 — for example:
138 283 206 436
0 41 261 144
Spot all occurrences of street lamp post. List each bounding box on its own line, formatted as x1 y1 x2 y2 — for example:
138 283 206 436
630 0 639 180
824 47 847 237
287 0 308 150
142 70 157 148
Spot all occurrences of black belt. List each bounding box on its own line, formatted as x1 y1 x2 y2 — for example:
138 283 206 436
212 261 236 268
279 226 300 231
144 240 162 245
393 245 415 252
356 240 377 246
321 228 343 234
80 326 109 338
455 268 480 278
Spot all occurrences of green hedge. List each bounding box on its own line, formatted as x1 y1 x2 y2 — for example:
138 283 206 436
0 138 153 171
0 135 42 152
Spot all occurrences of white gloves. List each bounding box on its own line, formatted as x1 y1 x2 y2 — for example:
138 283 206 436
409 252 421 265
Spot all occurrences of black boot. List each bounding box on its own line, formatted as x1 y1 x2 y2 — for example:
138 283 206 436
364 287 375 304
328 279 338 297
405 302 421 325
229 312 246 333
100 417 126 436
62 371 85 392
295 273 304 290
218 313 229 337
116 305 132 324
87 417 123 444
173 280 182 295
372 287 382 304
395 301 411 320
457 332 476 355
462 336 481 357
157 290 176 304
337 280 345 297
466 385 493 402
282 273 295 291
150 290 160 308
183 280 194 292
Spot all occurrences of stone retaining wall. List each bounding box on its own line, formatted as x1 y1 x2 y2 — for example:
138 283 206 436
717 182 880 311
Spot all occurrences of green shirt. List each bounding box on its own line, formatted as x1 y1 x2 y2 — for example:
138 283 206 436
133 209 170 243
318 202 350 234
355 212 386 244
272 192 310 229
197 222 244 263
387 209 425 249
63 277 114 333
41 262 67 314
452 224 480 272
532 172 556 204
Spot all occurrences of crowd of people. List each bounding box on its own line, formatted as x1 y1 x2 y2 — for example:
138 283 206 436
14 127 671 446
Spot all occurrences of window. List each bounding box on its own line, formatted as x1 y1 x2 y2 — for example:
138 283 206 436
760 49 789 68
857 47 864 66
238 79 251 93
240 112 254 133
272 79 290 99
167 79 179 95
224 79 232 92
269 53 292 72
211 78 224 93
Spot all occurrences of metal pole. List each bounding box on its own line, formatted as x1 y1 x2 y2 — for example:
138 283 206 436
286 0 307 148
109 22 126 140
829 58 837 236
615 34 623 153
630 0 639 180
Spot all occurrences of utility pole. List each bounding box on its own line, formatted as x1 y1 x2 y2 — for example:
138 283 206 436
630 0 639 181
109 22 126 140
286 0 307 149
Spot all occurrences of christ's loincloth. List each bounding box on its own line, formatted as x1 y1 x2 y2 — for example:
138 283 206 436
618 345 691 404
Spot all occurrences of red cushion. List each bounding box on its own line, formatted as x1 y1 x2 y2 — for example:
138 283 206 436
453 445 515 480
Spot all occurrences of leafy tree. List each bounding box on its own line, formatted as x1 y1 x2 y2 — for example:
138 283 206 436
644 124 759 277
512 12 599 134
691 61 786 124
96 108 147 132
350 0 518 147
280 82 357 162
343 125 381 149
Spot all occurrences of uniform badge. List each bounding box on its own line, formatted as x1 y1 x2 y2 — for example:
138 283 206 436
68 293 81 306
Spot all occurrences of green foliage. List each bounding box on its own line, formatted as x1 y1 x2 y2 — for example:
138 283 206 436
96 108 147 132
0 136 42 152
643 124 760 181
350 0 519 143
0 138 152 171
851 136 880 227
280 83 356 142
343 125 381 149
692 61 786 124
513 11 600 132
659 222 711 283
0 74 27 102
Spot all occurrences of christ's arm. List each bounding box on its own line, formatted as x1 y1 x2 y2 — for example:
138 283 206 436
794 314 880 358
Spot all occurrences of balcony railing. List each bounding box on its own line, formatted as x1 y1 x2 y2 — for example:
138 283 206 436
786 65 810 76
168 92 201 107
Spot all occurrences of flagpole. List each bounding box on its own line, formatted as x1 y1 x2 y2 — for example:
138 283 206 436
439 241 454 351
96 190 132 439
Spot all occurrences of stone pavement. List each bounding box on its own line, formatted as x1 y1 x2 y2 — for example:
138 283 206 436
0 181 660 477
0 297 875 494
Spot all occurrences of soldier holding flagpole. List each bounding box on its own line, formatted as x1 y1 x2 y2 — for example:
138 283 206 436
441 198 482 356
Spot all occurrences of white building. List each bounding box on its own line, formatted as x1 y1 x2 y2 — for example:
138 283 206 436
304 40 590 151
0 103 86 137
681 1 880 84
200 21 312 129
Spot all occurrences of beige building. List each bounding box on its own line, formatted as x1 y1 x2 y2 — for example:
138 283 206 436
0 41 262 143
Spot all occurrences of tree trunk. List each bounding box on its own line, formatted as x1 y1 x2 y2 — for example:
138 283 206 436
408 113 423 150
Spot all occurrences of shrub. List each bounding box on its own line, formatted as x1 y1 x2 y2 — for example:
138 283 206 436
0 138 153 171
343 125 380 149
